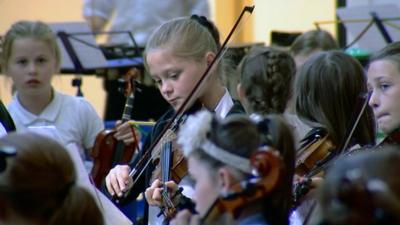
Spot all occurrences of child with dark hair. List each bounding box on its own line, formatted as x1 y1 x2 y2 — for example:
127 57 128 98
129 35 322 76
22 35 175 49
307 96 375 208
318 146 400 225
290 29 339 70
291 51 375 225
0 132 104 225
151 110 295 225
236 46 310 147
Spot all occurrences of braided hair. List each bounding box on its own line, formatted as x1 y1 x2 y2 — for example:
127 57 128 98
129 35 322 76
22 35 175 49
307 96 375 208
238 46 296 115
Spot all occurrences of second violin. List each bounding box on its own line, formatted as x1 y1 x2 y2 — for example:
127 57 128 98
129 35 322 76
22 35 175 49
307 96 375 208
90 69 140 187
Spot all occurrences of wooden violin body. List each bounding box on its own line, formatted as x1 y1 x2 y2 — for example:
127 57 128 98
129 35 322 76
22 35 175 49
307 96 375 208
150 117 191 221
90 71 139 188
201 149 282 225
295 128 335 176
150 140 188 184
293 128 335 206
91 129 136 187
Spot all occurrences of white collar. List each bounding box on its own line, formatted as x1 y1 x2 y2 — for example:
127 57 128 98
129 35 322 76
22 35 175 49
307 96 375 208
214 89 233 119
12 91 62 126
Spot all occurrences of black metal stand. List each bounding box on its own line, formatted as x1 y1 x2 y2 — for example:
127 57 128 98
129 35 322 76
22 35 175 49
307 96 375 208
57 31 85 96
370 11 393 44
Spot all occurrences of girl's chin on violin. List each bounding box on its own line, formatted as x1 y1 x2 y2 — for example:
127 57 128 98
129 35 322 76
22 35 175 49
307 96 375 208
168 98 181 110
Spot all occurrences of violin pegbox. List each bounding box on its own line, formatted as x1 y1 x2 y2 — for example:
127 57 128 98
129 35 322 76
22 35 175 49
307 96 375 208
250 146 282 193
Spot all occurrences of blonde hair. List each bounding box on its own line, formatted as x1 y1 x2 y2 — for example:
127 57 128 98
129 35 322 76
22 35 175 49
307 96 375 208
1 21 61 72
144 17 224 77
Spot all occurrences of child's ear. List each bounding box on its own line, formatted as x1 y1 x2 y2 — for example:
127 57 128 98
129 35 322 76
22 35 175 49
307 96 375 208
205 52 216 66
217 167 237 194
236 83 245 101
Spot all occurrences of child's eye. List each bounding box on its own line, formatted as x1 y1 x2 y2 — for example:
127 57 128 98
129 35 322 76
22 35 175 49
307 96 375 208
36 57 48 64
16 59 28 66
379 83 391 91
154 79 162 86
168 71 181 80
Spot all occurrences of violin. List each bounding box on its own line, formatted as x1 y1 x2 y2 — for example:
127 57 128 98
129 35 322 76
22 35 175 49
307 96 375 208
295 128 335 177
377 129 400 147
113 6 254 221
293 128 335 206
150 102 201 221
293 92 373 208
90 68 140 187
201 148 282 225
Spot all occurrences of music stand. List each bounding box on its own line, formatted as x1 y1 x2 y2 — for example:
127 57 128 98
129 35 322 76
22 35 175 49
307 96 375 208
48 22 109 73
336 4 400 53
48 22 109 96
48 22 143 97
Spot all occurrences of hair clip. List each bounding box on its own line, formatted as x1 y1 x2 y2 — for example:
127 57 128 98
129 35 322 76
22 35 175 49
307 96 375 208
190 14 220 49
190 14 209 28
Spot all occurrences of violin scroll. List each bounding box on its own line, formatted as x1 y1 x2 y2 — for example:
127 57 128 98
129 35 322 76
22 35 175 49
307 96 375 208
202 148 282 223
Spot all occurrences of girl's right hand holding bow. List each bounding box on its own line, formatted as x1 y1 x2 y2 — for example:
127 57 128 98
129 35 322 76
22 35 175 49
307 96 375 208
105 165 133 197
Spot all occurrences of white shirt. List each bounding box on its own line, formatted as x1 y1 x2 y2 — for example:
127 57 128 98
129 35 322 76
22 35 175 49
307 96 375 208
8 91 104 158
214 89 234 119
83 0 210 46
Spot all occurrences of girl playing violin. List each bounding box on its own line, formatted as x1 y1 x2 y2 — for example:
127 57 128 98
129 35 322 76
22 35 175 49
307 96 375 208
159 110 295 225
295 51 374 150
105 16 244 224
1 21 104 160
0 132 104 225
236 46 310 147
292 51 375 224
367 41 400 145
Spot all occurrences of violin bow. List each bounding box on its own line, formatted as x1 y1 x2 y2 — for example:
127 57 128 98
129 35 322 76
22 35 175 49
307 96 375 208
337 91 373 154
117 5 255 200
308 91 372 177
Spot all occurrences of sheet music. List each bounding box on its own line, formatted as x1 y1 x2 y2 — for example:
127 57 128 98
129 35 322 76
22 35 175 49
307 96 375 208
48 22 108 71
24 126 133 225
337 4 400 52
